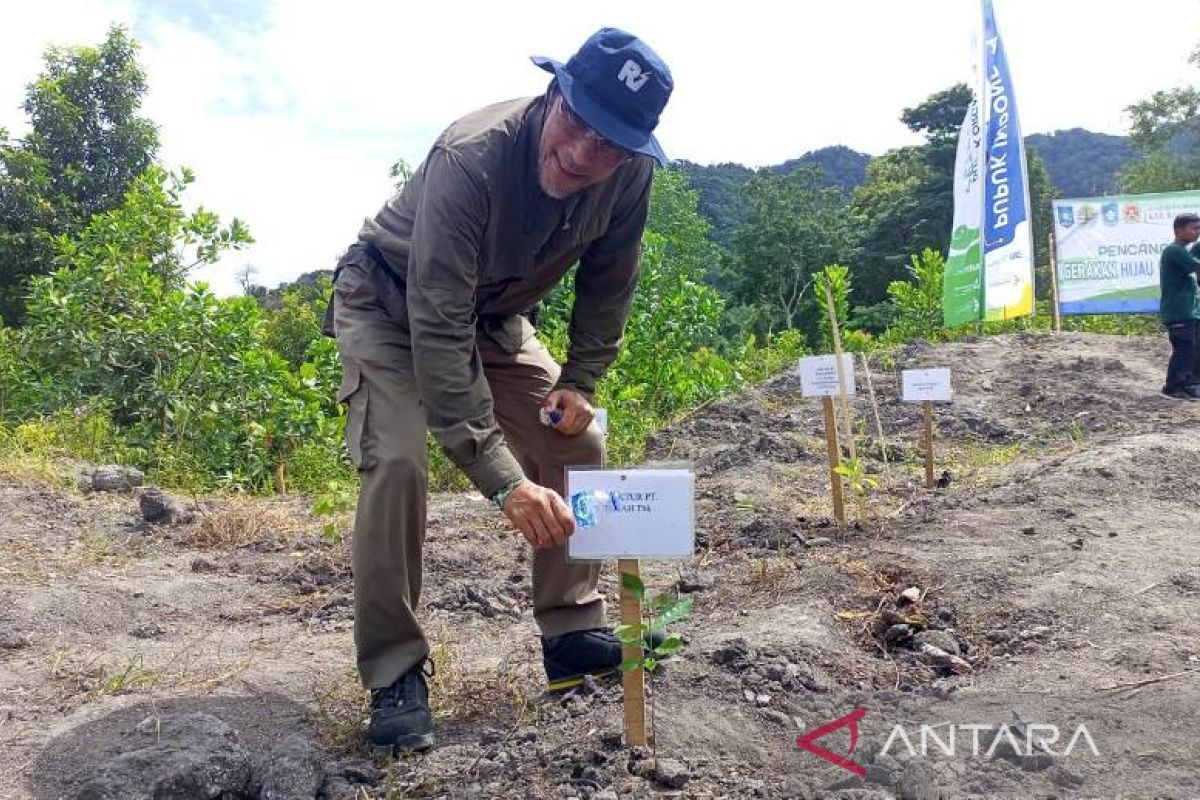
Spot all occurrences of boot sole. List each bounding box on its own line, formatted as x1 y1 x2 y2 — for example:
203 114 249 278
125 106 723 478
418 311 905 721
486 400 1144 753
546 666 618 692
371 732 435 755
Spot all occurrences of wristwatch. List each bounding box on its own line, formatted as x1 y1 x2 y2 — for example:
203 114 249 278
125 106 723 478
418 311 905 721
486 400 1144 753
492 479 525 511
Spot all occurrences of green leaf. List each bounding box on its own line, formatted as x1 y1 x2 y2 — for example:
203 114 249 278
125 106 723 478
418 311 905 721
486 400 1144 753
643 657 659 672
618 656 643 673
649 596 694 632
620 571 645 600
613 622 647 645
652 635 684 657
648 591 677 614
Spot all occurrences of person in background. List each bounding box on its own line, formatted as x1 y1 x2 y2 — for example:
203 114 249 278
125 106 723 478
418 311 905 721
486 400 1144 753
1158 212 1200 400
324 28 673 753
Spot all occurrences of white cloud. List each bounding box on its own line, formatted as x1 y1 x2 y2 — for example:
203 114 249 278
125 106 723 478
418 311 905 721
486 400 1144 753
4 0 1200 294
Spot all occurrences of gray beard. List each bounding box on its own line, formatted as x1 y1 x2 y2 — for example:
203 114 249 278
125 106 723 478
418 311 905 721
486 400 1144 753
537 163 575 200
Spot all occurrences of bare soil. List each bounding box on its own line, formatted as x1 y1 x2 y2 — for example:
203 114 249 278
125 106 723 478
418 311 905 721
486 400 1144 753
2 331 1199 799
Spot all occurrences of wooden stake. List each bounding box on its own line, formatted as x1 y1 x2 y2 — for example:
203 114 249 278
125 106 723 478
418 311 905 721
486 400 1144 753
822 280 856 463
822 396 846 524
1048 229 1062 333
923 401 936 489
618 558 647 747
860 353 888 472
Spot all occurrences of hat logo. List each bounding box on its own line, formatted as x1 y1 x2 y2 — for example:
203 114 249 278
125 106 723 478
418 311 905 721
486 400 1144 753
617 59 650 92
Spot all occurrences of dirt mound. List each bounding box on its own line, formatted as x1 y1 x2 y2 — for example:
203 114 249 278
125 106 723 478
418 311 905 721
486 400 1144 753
3 332 1200 799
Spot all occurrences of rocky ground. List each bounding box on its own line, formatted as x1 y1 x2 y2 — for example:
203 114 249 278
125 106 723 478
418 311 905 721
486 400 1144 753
2 331 1199 799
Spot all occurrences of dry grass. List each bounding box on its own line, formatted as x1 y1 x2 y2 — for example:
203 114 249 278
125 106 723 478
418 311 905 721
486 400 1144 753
184 500 309 549
425 621 537 725
48 640 251 703
0 447 77 490
66 528 145 567
0 541 60 583
307 623 540 759
308 667 370 756
739 548 802 595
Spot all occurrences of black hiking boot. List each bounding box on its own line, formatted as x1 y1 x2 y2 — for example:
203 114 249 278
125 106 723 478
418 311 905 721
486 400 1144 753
542 627 666 692
367 661 434 753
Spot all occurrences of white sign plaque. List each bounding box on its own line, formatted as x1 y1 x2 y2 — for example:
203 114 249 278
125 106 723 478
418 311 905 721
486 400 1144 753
902 369 953 403
798 354 857 398
566 468 694 560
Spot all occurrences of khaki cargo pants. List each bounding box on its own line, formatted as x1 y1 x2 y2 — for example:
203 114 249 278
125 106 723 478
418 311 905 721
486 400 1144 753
331 247 606 690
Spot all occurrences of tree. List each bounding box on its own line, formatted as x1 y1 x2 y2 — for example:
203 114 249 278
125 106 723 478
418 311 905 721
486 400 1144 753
1025 129 1133 197
1026 149 1055 300
0 26 159 326
1120 45 1200 192
726 166 855 341
850 85 972 306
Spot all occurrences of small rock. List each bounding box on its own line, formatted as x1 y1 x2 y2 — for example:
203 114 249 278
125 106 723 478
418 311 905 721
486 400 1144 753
806 537 833 547
599 730 623 749
762 709 792 727
139 487 193 524
898 587 921 604
916 641 973 674
754 693 772 707
579 674 601 696
88 464 145 492
0 631 30 650
652 758 690 790
712 638 755 671
333 759 382 784
130 622 166 639
742 689 756 704
1069 538 1085 550
592 790 619 800
629 759 655 779
914 629 960 657
1021 526 1037 535
190 558 217 574
628 746 652 762
884 624 913 644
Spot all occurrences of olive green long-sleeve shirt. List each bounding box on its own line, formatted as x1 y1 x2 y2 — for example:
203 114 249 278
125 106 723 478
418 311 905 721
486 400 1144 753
356 94 653 499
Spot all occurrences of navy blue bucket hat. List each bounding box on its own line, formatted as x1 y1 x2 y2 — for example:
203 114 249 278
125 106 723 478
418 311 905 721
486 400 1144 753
531 28 673 164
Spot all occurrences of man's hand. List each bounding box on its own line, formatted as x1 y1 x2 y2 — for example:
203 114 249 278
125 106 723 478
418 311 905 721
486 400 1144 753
502 481 575 549
541 388 595 436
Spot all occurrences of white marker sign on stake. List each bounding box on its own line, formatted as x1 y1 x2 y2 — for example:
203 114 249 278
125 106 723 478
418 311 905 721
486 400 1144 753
902 369 953 403
798 354 857 398
566 468 694 560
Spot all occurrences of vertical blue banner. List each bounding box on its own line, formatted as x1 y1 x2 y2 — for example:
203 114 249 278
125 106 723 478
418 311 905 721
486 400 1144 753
980 0 1034 319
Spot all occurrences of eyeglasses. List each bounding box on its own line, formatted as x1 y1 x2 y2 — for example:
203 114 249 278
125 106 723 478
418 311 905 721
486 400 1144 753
555 94 632 163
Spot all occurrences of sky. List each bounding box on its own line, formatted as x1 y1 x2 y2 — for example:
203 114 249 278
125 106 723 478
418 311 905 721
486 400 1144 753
2 0 1198 294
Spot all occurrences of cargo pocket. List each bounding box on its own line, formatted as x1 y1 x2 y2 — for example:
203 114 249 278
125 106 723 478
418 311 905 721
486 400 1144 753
337 360 375 470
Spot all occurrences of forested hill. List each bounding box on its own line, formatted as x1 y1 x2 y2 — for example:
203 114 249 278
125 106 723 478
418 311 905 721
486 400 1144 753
1024 128 1134 198
674 146 869 248
679 130 1132 248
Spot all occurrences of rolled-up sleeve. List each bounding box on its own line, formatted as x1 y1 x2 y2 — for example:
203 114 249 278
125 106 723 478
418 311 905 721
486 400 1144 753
555 163 654 397
407 148 525 498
